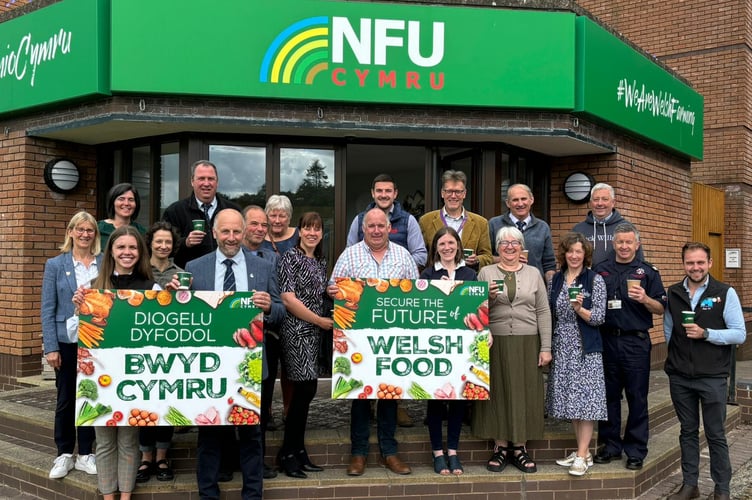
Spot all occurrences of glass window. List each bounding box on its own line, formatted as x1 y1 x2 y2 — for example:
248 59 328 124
280 147 335 261
160 142 179 219
345 144 426 223
132 146 151 227
209 145 267 208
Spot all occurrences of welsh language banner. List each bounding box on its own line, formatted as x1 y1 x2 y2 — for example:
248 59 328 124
331 278 490 400
74 289 263 426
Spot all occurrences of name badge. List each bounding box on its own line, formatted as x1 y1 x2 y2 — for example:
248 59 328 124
608 299 622 310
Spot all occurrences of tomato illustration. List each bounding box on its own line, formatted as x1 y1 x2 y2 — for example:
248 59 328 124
106 419 117 426
112 411 123 422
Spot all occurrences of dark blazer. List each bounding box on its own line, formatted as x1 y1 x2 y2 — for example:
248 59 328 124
162 195 241 268
186 248 285 381
41 252 103 354
186 248 285 330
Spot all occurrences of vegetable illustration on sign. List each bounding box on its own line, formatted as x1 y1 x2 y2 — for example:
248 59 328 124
74 290 264 425
331 279 490 400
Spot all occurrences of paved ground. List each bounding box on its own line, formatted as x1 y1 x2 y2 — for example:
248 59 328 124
1 362 751 499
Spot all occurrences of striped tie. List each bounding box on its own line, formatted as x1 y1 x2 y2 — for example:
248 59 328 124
223 259 236 292
516 220 526 232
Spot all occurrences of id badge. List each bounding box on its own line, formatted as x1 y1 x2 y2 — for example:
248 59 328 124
608 299 622 310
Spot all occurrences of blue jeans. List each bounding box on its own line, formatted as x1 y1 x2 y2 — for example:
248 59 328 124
350 399 397 457
669 374 731 495
598 333 651 459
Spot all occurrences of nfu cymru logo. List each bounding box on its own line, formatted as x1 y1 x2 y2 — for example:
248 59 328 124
260 16 446 90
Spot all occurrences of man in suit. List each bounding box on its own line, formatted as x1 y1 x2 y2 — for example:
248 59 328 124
163 160 241 268
419 170 493 269
488 183 556 281
187 208 284 500
241 205 279 479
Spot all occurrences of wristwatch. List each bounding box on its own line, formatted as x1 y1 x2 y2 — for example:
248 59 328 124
702 329 709 339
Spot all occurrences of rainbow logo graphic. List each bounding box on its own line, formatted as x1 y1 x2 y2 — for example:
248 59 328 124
260 16 330 85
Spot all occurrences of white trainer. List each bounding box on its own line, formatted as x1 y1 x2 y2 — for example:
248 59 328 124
49 453 75 479
75 454 97 475
556 451 593 467
568 455 589 477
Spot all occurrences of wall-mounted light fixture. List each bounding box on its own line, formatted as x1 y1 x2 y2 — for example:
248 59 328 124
563 171 595 203
44 158 80 194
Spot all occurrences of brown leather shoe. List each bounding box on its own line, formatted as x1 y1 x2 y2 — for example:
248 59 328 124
668 484 699 500
379 455 412 475
396 406 414 427
713 493 730 500
347 455 366 476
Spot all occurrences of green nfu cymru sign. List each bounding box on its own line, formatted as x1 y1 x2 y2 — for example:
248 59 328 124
74 290 263 427
331 279 490 401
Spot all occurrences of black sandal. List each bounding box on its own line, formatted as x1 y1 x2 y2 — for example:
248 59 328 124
447 454 464 475
155 459 174 481
510 445 537 473
433 454 449 475
136 460 153 483
486 445 507 473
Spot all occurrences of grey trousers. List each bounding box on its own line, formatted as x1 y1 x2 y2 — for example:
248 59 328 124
669 374 731 495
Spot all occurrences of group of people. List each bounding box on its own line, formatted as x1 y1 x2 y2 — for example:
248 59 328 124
40 163 744 500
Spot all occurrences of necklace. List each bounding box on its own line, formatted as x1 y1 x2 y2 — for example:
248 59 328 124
566 268 582 285
498 263 522 273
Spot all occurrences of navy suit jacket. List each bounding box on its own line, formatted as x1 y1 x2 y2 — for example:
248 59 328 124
185 248 285 379
41 252 103 354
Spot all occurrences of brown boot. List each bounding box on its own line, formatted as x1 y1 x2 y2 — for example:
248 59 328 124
667 484 699 500
379 455 411 475
396 405 413 427
346 455 366 476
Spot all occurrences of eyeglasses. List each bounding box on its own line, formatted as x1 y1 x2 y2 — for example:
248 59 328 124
499 240 522 247
74 228 95 235
442 189 466 196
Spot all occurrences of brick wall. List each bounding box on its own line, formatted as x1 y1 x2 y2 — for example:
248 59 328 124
0 119 96 380
550 131 691 365
578 0 752 335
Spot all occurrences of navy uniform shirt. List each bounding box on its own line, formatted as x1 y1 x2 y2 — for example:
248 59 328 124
593 256 666 332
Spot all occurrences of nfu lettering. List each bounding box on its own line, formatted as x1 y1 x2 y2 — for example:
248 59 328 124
331 17 445 90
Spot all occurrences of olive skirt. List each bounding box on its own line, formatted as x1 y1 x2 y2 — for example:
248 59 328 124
471 334 545 443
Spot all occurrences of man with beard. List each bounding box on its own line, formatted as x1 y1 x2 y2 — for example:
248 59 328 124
663 243 745 500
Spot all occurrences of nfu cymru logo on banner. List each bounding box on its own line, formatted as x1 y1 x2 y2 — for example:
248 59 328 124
259 16 445 90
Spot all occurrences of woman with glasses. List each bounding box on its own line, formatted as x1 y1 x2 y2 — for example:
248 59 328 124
42 212 102 480
471 226 552 474
98 183 146 249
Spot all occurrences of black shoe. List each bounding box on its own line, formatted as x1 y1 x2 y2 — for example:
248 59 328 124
135 461 153 483
626 457 643 470
280 453 307 479
296 449 323 472
155 459 174 481
218 470 233 482
263 464 278 479
593 450 622 464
